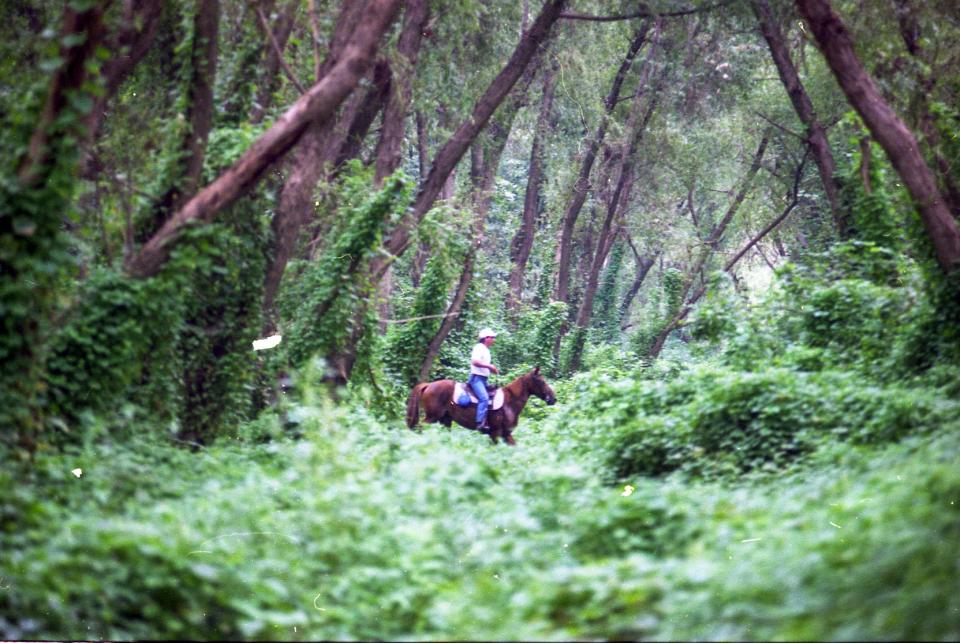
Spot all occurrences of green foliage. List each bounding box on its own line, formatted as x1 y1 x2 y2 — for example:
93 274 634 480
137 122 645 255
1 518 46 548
558 324 588 377
4 376 959 641
838 133 902 250
279 166 412 372
171 205 269 443
550 366 955 481
661 266 684 320
202 123 268 181
43 269 183 438
383 221 467 388
494 301 567 377
592 241 625 342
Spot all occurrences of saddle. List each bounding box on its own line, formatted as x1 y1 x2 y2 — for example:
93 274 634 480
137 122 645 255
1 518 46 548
453 382 504 410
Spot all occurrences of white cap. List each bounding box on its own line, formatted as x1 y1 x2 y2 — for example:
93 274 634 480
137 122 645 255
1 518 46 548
478 327 497 340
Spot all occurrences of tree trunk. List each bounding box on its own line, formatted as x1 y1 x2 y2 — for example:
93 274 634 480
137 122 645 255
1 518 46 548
7 1 107 452
555 21 651 305
81 0 163 171
572 25 663 350
374 0 429 184
371 0 430 330
647 134 769 359
331 59 393 173
140 0 220 241
259 5 389 322
795 0 960 274
126 0 402 279
374 0 570 276
250 0 301 124
508 59 557 315
752 0 846 236
415 65 540 382
619 232 657 327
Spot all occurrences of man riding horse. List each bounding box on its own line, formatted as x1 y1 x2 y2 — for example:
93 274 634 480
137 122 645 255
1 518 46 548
469 327 499 431
405 326 556 445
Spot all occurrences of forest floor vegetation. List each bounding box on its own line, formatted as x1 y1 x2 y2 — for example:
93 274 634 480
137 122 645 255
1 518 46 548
2 356 958 641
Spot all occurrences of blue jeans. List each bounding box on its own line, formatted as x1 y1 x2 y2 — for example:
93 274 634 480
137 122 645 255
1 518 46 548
468 374 489 426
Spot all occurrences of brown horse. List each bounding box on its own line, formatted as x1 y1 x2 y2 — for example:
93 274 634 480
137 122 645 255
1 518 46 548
406 367 556 445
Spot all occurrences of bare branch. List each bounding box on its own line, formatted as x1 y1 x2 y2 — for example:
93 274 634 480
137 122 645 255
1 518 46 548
256 4 307 94
755 110 804 140
382 311 460 324
307 0 323 80
560 1 732 22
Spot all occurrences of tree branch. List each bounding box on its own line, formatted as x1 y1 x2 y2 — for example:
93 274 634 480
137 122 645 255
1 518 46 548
307 0 323 80
755 110 804 140
256 4 307 94
560 1 732 22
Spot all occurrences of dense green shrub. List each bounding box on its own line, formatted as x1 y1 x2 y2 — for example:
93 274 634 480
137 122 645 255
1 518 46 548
43 269 183 440
551 367 956 480
3 367 959 641
494 300 567 377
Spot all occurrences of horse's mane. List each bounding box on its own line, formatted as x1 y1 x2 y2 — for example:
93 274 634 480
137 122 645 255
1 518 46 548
502 370 533 398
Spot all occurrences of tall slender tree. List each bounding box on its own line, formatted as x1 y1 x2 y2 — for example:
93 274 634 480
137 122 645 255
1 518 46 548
795 0 960 274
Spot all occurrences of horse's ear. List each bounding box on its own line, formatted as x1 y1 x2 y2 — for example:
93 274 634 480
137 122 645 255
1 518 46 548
533 365 540 375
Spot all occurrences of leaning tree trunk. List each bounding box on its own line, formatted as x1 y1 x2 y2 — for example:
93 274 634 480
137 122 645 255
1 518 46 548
555 21 651 305
259 1 386 321
507 59 557 316
415 67 539 382
126 0 402 279
647 134 769 359
374 0 570 276
795 0 960 274
752 0 846 237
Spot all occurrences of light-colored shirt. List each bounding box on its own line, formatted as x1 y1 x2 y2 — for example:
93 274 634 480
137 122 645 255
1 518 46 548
470 342 491 377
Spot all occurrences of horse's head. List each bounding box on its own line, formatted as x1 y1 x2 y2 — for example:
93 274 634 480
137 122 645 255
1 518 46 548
527 366 556 405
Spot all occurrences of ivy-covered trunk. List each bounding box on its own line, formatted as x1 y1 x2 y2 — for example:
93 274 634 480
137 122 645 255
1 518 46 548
2 2 107 454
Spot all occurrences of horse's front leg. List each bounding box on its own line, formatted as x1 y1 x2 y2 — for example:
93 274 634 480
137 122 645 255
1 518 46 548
504 432 516 446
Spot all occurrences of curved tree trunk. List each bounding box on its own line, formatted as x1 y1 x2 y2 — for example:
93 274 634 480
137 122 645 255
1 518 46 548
555 21 651 305
126 0 403 279
795 0 960 274
374 0 570 275
752 0 845 236
508 59 557 316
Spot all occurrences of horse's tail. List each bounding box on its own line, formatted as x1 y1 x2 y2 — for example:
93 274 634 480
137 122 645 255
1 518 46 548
406 382 429 428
